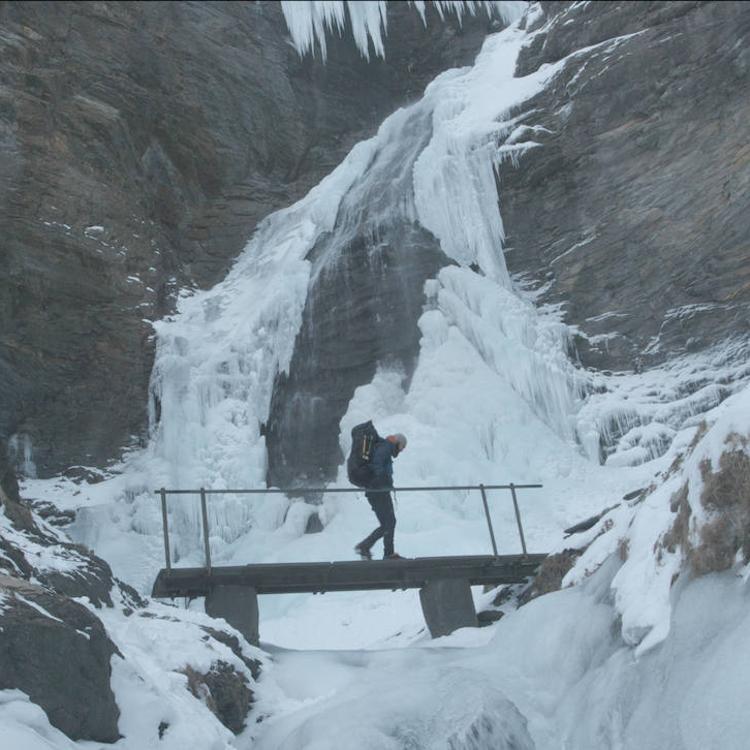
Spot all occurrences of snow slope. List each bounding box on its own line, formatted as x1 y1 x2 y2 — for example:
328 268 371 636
252 560 750 750
0 503 266 750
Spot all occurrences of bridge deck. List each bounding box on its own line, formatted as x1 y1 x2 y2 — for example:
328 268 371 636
151 553 546 597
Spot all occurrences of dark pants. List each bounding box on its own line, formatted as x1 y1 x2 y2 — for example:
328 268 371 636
360 491 396 557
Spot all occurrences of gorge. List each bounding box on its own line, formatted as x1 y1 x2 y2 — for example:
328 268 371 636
1 2 749 748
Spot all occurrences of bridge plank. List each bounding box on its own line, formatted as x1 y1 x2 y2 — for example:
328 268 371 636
151 554 546 598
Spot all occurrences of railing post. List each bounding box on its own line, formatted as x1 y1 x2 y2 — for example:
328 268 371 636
509 483 528 556
200 487 212 572
479 484 499 557
160 487 171 570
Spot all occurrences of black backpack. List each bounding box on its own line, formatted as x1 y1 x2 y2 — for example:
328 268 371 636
347 420 380 488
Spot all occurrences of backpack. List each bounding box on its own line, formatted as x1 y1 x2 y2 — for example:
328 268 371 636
347 420 380 488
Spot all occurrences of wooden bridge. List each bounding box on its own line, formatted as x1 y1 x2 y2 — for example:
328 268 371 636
151 484 546 643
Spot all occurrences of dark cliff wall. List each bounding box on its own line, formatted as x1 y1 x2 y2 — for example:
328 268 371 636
501 0 750 370
0 1 494 476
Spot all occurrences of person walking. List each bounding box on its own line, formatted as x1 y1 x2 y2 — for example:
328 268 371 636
354 433 407 560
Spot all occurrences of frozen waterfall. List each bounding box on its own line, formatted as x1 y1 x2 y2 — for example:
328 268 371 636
133 20 590 568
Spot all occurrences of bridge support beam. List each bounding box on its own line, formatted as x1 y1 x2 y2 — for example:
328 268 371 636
205 585 260 646
419 578 477 638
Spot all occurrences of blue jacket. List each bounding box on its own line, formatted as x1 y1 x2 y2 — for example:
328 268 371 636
369 438 396 489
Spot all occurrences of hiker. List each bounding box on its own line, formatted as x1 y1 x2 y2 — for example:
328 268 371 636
354 432 407 560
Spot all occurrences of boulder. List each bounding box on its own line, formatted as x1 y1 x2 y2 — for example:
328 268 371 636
0 575 121 742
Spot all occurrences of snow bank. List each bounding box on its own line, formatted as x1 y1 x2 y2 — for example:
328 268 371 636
553 571 750 749
0 691 78 750
0 495 266 749
0 601 266 750
254 659 534 750
100 602 265 749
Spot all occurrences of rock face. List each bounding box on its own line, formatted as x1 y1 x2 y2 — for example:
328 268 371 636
0 1 494 477
0 440 20 508
0 481 123 741
500 0 750 370
267 226 449 487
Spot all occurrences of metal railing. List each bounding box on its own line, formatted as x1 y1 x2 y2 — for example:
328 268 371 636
155 483 542 571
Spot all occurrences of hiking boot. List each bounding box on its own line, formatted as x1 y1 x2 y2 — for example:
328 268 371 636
354 544 372 560
384 553 405 560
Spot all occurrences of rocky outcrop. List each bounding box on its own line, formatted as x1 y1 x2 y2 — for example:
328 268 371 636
0 1 495 477
201 626 262 680
0 457 142 607
0 465 137 741
181 661 254 735
661 432 750 575
518 548 582 605
0 465 265 743
500 0 750 370
0 575 121 742
0 481 265 743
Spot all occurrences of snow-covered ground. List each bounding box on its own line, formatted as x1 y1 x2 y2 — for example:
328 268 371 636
7 3 750 748
252 559 750 750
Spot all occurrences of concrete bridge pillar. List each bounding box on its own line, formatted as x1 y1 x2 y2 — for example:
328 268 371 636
205 584 260 646
419 578 477 638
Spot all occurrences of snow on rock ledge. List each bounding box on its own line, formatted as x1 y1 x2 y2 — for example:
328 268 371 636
562 385 750 656
0 483 266 746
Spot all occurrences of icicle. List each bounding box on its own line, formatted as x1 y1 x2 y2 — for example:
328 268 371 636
280 1 527 61
7 434 37 479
